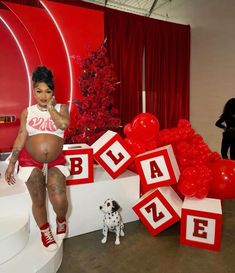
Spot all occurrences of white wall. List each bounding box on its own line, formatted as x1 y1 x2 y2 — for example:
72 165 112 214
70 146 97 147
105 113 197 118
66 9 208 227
152 0 235 153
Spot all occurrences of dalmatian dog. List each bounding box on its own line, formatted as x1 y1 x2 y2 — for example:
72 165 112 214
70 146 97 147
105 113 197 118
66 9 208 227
99 198 125 245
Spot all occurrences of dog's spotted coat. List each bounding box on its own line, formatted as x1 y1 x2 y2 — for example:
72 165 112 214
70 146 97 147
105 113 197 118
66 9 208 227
100 198 124 245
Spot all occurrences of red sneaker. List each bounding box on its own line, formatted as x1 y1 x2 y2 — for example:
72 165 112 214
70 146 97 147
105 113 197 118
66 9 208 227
40 225 57 251
56 218 67 240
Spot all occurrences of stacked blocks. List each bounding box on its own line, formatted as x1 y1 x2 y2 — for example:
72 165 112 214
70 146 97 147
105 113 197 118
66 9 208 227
62 132 223 252
63 144 93 185
92 130 134 179
135 144 180 194
133 186 183 235
180 197 222 251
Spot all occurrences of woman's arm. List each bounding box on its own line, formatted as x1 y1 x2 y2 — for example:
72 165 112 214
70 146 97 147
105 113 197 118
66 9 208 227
5 109 28 184
215 116 226 129
47 97 70 130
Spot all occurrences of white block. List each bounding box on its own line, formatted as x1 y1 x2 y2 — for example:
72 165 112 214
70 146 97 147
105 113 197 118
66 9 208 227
180 197 222 251
135 144 180 194
63 143 93 185
92 130 134 179
133 186 183 235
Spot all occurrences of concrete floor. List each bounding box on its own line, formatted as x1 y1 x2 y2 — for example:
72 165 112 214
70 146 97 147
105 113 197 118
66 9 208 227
58 199 235 273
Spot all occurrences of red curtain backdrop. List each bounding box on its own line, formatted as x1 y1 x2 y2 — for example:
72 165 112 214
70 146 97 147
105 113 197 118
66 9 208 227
145 19 190 129
104 10 145 127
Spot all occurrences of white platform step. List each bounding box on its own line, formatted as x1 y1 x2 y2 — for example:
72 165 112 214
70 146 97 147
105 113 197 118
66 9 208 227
0 214 29 265
0 162 27 199
0 162 63 273
0 228 63 273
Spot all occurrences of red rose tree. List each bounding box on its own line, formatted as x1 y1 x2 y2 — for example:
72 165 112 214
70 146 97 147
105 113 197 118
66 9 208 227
65 43 121 145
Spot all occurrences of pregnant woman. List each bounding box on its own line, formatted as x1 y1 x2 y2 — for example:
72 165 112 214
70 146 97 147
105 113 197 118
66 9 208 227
5 66 70 251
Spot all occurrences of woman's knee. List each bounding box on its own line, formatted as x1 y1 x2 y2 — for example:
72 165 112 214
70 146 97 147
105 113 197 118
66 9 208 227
48 167 64 181
230 145 235 160
53 195 68 208
26 167 45 204
49 191 68 214
47 183 67 200
47 168 66 193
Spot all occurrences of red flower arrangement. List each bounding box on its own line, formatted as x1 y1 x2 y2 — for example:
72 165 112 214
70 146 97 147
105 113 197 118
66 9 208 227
64 42 121 145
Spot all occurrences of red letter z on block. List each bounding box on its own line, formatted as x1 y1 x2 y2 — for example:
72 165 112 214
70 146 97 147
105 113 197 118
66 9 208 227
70 157 83 175
106 150 124 165
193 218 208 238
145 202 165 222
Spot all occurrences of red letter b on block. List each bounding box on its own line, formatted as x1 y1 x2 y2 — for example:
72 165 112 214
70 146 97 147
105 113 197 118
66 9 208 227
63 144 94 185
70 157 83 175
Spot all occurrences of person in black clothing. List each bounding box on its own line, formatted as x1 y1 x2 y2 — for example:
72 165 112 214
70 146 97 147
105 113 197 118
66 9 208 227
215 98 235 160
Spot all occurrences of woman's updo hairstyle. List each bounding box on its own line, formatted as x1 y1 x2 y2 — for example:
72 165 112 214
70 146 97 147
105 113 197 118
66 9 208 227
32 66 55 91
222 98 235 118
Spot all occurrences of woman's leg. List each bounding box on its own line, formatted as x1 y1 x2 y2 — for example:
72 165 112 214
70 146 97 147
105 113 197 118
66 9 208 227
229 135 235 159
26 168 47 227
228 131 235 160
47 167 68 221
26 167 47 227
26 167 57 251
221 132 230 159
230 145 235 160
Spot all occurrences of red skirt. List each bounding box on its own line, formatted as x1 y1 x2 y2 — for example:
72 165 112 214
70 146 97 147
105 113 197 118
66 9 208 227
18 147 66 169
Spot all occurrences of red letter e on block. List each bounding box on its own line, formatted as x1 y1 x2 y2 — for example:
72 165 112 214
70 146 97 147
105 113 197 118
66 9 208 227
193 218 208 239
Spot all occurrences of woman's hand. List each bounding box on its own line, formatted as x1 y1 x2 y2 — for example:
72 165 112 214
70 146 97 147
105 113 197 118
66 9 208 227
5 163 16 185
47 96 56 110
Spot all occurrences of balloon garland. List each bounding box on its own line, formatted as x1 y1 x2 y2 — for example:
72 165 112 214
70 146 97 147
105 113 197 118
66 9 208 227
124 113 235 199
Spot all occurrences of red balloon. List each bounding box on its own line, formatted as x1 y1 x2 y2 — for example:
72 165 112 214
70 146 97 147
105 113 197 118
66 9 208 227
177 119 191 128
208 152 221 163
144 139 158 151
123 123 133 137
132 141 146 154
182 167 197 178
195 186 209 199
178 178 197 197
209 159 235 199
132 113 160 143
124 137 146 155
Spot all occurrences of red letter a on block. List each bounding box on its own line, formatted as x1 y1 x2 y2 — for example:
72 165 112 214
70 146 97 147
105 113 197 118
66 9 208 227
145 202 165 222
70 158 83 175
150 160 163 179
106 150 124 165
